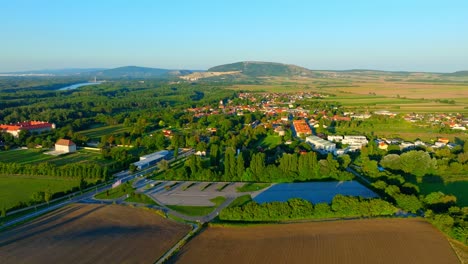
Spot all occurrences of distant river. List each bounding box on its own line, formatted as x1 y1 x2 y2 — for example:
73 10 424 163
59 82 102 91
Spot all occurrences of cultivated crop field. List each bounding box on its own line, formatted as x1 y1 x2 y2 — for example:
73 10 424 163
0 149 54 164
171 219 460 264
228 78 468 113
79 124 131 140
0 204 191 264
0 149 111 166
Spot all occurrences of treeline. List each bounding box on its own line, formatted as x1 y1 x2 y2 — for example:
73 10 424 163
356 166 467 245
220 195 397 221
162 150 354 182
0 162 110 180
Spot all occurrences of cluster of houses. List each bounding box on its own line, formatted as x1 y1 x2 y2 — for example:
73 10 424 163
404 113 467 131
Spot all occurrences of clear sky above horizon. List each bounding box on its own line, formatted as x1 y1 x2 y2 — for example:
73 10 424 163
1 0 467 72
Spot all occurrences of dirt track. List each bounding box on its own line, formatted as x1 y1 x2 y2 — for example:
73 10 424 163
0 203 190 264
171 218 460 264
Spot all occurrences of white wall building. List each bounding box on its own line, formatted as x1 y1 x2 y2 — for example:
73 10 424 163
306 136 336 153
342 135 368 150
55 139 76 153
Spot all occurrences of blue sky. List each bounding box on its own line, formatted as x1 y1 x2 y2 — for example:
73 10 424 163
1 0 467 72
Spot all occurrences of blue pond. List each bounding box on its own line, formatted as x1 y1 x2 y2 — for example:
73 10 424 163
253 181 378 204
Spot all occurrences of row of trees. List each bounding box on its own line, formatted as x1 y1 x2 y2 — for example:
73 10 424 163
0 162 110 180
220 195 397 221
163 150 354 183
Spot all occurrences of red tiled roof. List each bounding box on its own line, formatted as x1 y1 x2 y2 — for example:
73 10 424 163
56 139 75 146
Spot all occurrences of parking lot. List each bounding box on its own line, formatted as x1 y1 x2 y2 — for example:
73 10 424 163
141 181 262 206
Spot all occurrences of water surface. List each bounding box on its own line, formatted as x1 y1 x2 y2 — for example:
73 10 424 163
254 181 378 204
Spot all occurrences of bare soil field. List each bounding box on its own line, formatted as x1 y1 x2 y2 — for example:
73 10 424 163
0 203 190 264
171 218 460 264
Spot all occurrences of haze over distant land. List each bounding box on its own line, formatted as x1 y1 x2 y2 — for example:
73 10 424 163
0 1 467 72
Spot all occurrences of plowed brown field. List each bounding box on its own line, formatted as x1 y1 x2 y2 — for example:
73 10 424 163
171 218 460 264
0 203 190 264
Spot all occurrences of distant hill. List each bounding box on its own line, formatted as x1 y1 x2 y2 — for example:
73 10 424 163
443 71 468 77
83 66 193 78
208 61 314 77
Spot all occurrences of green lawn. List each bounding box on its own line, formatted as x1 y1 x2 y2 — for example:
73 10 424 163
237 183 271 192
167 196 226 216
418 181 468 207
256 135 282 149
79 124 131 141
0 149 54 164
95 181 133 199
125 193 158 205
0 175 80 210
228 195 252 208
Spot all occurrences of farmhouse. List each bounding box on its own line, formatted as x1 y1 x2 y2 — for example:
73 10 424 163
306 136 336 154
133 150 170 170
293 119 312 137
0 121 55 137
55 139 77 153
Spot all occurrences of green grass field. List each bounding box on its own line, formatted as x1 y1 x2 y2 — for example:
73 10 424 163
228 195 252 208
418 181 468 207
125 193 158 205
256 135 282 149
166 196 226 216
95 181 133 199
79 124 131 140
236 183 271 192
0 175 80 210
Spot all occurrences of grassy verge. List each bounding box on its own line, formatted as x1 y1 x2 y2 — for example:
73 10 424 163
217 183 229 191
167 196 226 217
236 183 270 192
228 195 252 208
95 181 133 199
125 193 158 206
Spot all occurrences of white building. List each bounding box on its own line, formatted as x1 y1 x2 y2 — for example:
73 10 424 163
342 135 368 150
327 135 343 142
133 150 170 170
306 136 336 153
55 139 76 153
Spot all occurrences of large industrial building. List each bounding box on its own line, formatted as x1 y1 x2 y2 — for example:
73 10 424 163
306 136 336 153
133 150 170 170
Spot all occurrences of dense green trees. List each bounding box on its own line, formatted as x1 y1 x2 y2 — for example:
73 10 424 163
220 195 397 221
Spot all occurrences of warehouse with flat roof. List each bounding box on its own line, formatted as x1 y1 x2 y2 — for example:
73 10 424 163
133 150 170 170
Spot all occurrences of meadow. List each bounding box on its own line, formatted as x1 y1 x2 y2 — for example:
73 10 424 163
0 174 80 209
